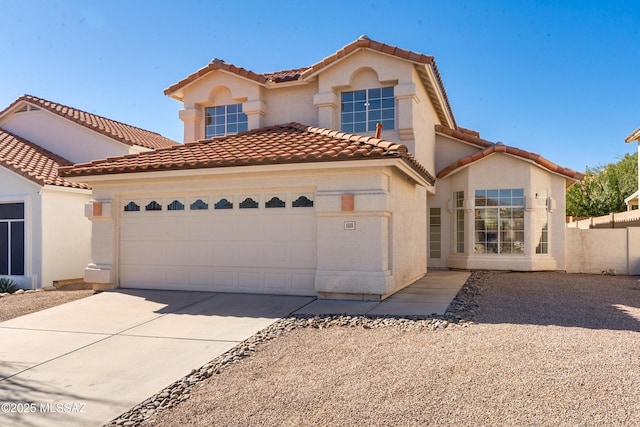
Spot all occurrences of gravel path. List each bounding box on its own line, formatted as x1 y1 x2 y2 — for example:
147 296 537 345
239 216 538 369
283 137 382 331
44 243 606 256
131 272 640 427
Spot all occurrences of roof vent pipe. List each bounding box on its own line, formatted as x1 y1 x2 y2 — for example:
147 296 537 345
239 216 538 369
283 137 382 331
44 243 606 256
375 123 383 139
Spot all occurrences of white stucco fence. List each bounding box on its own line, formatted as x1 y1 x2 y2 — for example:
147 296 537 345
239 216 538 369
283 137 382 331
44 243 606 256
565 227 640 275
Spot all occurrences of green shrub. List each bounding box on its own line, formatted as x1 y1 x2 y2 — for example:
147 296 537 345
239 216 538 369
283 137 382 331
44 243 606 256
0 277 19 294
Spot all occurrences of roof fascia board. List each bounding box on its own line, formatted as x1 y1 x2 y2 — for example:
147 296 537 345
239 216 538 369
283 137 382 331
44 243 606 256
166 67 268 101
421 64 455 128
64 157 431 187
435 130 492 149
41 184 92 195
440 151 583 183
302 47 429 82
624 129 640 143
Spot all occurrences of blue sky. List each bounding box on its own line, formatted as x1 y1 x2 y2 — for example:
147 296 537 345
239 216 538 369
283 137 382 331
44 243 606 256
1 0 639 172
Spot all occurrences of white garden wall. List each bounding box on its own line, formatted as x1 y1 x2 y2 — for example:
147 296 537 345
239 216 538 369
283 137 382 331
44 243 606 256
566 227 640 275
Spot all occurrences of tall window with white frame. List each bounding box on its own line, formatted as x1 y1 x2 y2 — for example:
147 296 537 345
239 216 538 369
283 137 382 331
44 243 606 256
474 189 524 254
0 203 25 276
453 191 465 254
535 190 549 254
340 87 394 133
204 104 248 138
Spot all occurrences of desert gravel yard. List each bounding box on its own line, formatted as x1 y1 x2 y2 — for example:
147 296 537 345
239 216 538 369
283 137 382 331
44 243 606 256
0 283 94 322
138 272 640 427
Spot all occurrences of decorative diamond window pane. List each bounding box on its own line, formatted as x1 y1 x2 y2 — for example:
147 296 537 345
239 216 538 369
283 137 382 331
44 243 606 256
292 196 314 208
368 88 381 99
381 98 394 109
124 201 140 212
145 201 162 211
168 200 185 211
214 198 233 209
239 198 258 209
265 197 285 208
190 199 209 210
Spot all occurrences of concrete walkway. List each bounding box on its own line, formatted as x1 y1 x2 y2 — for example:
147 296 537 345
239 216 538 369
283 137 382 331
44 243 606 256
295 270 470 316
0 270 468 426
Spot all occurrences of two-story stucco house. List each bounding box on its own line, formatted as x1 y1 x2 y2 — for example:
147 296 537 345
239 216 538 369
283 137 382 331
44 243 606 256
0 95 177 289
61 36 584 299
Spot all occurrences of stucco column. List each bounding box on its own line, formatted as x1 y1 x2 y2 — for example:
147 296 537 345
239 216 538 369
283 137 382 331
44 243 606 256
243 100 266 130
395 82 417 142
179 107 203 142
83 200 116 290
313 92 338 129
314 187 393 299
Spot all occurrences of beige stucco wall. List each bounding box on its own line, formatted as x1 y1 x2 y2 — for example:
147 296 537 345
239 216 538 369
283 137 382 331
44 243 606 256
429 153 568 271
81 160 429 299
0 109 132 164
434 133 484 175
410 67 439 173
0 168 42 289
40 186 92 287
566 227 640 275
263 84 317 127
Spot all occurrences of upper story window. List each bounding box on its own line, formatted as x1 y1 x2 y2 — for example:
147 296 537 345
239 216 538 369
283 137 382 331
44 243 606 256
340 87 394 133
205 104 248 138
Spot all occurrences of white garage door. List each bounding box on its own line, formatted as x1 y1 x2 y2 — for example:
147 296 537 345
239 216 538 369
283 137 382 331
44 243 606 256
118 193 317 295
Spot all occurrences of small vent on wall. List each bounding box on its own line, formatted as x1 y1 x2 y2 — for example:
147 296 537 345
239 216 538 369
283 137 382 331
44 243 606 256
344 221 356 230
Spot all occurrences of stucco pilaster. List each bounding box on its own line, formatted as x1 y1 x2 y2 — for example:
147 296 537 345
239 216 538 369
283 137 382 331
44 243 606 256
395 82 417 142
179 108 204 143
314 188 394 298
313 92 338 129
243 100 266 130
84 199 116 288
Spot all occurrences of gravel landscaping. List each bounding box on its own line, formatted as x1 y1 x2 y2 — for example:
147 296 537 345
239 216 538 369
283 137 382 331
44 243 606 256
0 282 95 322
105 271 640 426
5 273 638 426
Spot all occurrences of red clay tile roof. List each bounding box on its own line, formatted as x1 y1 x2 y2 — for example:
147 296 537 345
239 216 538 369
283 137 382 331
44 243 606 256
163 36 456 127
0 128 89 189
0 95 178 150
624 127 640 143
436 125 585 181
59 123 435 185
435 124 494 148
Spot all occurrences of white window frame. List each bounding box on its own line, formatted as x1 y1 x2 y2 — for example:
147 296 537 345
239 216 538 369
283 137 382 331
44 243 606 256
204 103 248 138
340 86 395 133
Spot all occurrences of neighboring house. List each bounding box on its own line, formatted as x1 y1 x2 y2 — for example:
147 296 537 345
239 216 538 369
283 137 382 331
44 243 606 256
624 127 640 211
0 95 177 289
61 36 584 299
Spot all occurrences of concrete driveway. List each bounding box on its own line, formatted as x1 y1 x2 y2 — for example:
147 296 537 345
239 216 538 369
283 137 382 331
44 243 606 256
0 271 468 426
0 290 314 427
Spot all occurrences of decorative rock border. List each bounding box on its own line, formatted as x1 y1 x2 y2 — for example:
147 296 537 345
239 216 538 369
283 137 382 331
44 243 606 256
0 289 44 297
107 271 488 426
